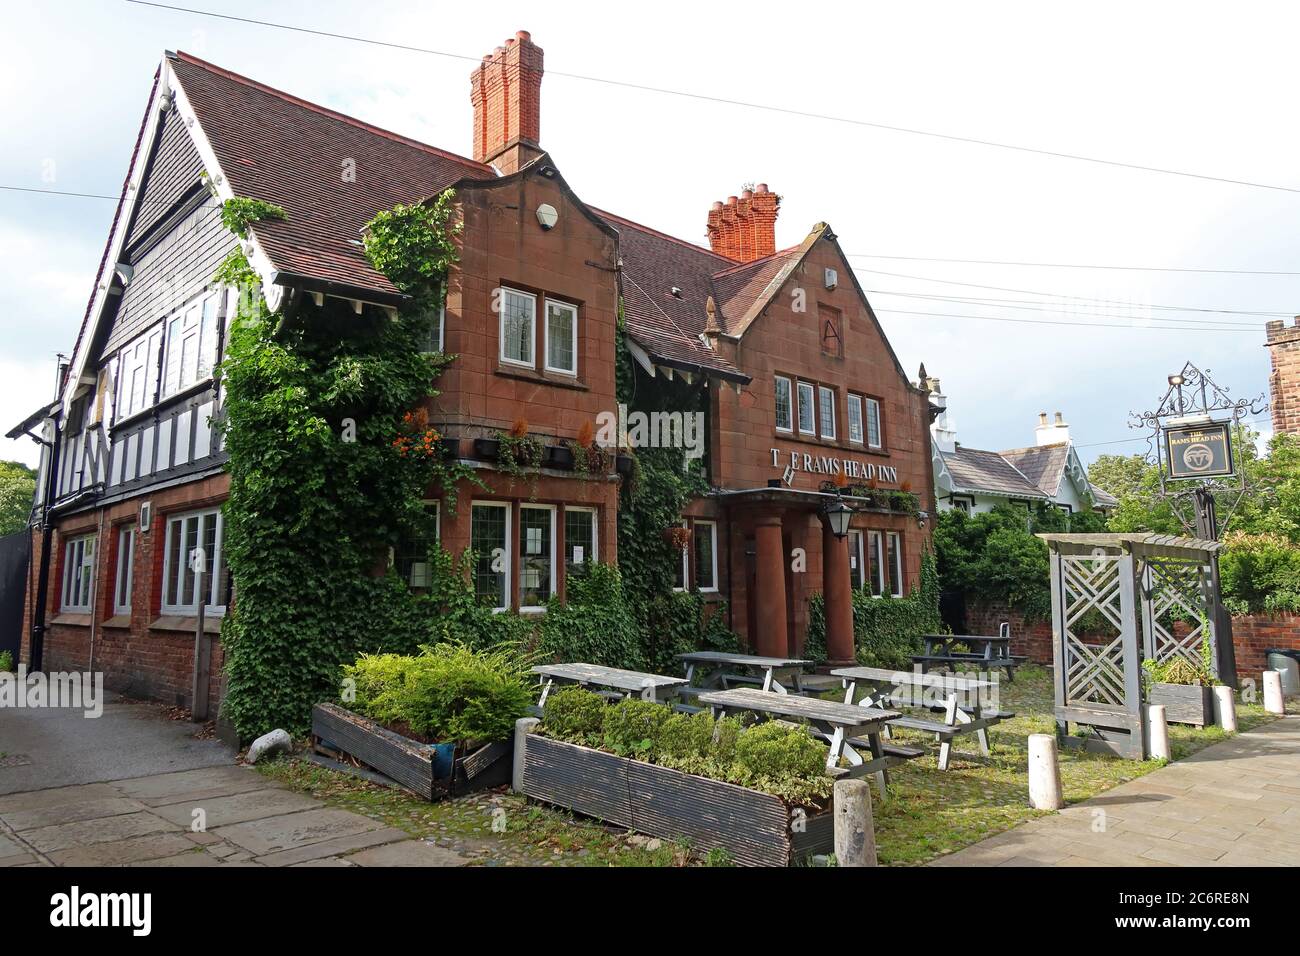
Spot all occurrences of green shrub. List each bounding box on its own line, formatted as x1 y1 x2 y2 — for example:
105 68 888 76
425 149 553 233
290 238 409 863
342 640 532 743
731 722 833 805
542 686 606 743
602 697 671 757
655 710 718 772
0 650 13 672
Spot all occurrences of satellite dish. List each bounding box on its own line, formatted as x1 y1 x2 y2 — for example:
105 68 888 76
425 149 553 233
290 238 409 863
536 203 558 231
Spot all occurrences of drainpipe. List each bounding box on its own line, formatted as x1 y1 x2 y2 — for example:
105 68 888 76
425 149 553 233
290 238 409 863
29 418 63 673
86 507 106 676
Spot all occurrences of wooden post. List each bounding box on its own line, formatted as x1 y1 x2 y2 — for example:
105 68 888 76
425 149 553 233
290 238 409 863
1027 734 1064 809
833 778 876 867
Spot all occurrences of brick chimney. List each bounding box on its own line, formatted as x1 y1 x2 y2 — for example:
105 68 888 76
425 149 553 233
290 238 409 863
1267 317 1300 437
470 31 544 174
706 184 780 262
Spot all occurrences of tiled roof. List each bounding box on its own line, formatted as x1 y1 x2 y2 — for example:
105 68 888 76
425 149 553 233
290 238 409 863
711 249 802 332
1091 485 1119 507
170 52 495 299
165 53 770 381
941 445 1048 499
595 209 749 382
999 443 1070 497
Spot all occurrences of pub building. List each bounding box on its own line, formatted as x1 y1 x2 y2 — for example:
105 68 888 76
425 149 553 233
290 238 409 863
8 30 935 709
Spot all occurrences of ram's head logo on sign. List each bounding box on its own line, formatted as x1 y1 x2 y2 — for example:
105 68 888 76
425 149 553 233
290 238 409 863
1164 422 1234 480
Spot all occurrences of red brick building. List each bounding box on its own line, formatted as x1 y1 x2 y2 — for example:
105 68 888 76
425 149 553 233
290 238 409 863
7 30 934 707
1266 316 1300 437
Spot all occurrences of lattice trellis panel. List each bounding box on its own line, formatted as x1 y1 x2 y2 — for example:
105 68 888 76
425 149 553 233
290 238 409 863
1061 555 1127 707
1143 558 1215 674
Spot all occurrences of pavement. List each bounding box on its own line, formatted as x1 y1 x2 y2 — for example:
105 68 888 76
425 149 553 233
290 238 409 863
0 693 470 867
933 715 1300 867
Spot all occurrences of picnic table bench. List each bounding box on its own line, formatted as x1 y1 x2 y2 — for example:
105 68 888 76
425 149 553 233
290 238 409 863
833 666 1014 771
532 663 688 707
695 687 900 799
677 651 811 699
912 634 1027 681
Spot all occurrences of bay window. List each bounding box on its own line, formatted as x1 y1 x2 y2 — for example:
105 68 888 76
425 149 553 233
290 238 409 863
115 326 163 422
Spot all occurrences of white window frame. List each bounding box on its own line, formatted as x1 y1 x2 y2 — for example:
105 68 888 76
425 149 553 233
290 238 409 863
796 381 816 436
818 385 836 439
114 525 136 614
847 394 864 445
672 520 689 592
471 500 512 612
774 375 793 432
161 290 221 400
564 506 598 567
422 285 445 354
952 496 973 516
499 287 537 369
543 297 579 376
867 530 885 597
694 519 718 593
866 397 883 449
886 531 903 597
115 325 163 422
519 503 557 612
161 508 226 616
848 529 865 590
61 534 96 612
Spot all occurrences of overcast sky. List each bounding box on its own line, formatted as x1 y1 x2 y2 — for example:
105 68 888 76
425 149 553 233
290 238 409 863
1 1 1292 469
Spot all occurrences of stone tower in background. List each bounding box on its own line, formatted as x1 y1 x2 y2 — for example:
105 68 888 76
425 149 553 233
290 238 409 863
1266 317 1300 436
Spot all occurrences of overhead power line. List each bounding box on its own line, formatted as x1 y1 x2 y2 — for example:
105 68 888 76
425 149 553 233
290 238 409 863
124 0 1300 195
847 252 1300 277
867 290 1280 327
875 307 1257 333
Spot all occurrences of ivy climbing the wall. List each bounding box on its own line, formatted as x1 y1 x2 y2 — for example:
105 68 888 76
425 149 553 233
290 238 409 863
219 193 475 739
805 550 943 667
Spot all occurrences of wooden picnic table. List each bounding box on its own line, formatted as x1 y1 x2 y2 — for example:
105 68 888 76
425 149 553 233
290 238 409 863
695 687 900 798
913 634 1026 681
532 663 688 706
676 651 812 695
832 666 1010 771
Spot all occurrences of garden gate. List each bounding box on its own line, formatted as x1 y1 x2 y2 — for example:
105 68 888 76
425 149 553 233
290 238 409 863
1041 533 1233 760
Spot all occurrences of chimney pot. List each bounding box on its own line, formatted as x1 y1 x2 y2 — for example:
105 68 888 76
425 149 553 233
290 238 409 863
1038 412 1048 426
711 200 724 211
741 188 753 200
755 183 769 193
726 195 738 205
1054 411 1064 425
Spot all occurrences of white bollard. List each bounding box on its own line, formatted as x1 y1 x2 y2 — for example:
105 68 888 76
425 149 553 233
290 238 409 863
512 717 540 793
1263 670 1286 715
1213 685 1238 733
1027 733 1064 810
1146 704 1170 761
833 778 877 866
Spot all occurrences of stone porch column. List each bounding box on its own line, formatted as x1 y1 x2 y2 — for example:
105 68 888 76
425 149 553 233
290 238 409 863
753 515 788 658
823 522 855 665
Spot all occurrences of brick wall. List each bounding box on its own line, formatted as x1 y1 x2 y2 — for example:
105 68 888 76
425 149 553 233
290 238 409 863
1266 317 1300 437
967 599 1300 684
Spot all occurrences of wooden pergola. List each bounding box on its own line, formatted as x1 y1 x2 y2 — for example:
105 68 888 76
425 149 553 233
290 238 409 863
1039 533 1235 760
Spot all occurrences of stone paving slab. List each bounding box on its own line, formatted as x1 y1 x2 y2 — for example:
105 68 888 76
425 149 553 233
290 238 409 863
114 765 270 806
934 715 1300 867
3 796 149 831
250 825 410 867
213 807 390 857
45 832 200 866
344 839 470 867
151 787 321 828
23 810 174 854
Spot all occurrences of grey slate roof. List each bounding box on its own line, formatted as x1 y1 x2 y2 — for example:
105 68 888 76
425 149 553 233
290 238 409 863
999 443 1070 497
940 445 1048 499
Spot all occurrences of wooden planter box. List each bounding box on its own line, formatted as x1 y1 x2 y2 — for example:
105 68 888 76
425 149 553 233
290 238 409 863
519 733 832 866
1149 683 1214 727
311 703 512 800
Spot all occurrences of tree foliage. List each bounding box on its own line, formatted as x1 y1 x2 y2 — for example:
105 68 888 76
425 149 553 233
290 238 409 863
0 461 37 536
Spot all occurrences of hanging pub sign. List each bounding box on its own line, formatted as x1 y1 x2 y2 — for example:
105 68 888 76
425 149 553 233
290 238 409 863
1164 420 1234 480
